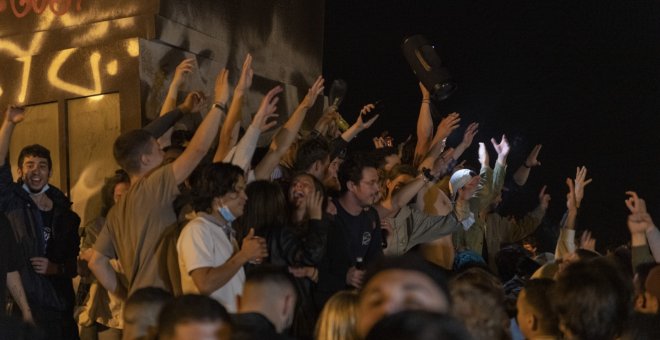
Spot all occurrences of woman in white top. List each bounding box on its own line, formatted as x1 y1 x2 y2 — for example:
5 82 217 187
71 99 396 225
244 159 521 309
177 162 268 312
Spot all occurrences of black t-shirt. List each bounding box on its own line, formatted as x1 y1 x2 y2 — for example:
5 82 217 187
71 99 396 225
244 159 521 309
335 202 382 266
39 209 54 254
0 214 22 312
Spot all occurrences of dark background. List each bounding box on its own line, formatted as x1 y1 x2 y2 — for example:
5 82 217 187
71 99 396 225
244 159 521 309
322 0 660 251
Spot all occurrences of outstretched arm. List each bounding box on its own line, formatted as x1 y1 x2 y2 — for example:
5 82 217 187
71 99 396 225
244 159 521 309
157 58 196 148
418 113 460 170
513 144 542 186
0 105 25 167
226 86 282 172
414 83 434 165
254 76 324 180
626 191 660 264
340 104 379 142
555 166 591 259
452 122 479 161
172 68 230 184
214 54 253 162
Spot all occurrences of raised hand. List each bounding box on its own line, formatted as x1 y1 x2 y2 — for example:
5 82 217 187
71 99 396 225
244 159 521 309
214 68 230 105
252 86 283 132
172 58 196 89
579 230 596 252
240 228 269 263
565 177 578 213
538 185 551 210
301 76 325 109
235 54 254 94
4 106 26 124
354 104 379 131
432 147 456 177
478 142 489 167
306 188 324 220
179 91 203 113
491 134 510 164
436 112 461 141
573 166 592 208
460 122 479 148
525 144 542 168
625 191 655 234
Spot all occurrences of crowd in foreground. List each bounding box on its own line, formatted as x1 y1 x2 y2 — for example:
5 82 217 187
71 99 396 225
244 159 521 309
0 54 659 340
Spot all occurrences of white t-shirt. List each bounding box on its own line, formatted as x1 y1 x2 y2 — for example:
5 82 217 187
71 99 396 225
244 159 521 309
177 214 245 312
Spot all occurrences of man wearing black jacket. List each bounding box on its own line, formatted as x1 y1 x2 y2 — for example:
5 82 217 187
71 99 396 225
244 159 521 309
0 105 80 339
315 154 383 309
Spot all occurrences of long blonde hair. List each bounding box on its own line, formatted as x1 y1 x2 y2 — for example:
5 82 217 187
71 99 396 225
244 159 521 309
315 290 359 340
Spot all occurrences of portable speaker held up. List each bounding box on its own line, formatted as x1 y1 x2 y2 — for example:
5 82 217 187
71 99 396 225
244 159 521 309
402 35 457 101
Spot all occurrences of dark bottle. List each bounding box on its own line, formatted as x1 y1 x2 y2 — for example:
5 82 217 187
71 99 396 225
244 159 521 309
355 257 365 270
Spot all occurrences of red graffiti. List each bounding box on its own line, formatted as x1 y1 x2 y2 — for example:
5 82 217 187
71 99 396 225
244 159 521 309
0 0 83 17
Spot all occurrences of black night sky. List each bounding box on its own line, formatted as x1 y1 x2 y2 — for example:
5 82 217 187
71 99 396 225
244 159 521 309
322 0 660 251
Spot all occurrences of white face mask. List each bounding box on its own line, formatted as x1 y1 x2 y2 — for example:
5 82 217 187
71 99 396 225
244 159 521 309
22 183 49 195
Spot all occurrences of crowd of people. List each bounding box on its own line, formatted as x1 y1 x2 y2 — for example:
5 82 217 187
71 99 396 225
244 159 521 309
0 54 659 340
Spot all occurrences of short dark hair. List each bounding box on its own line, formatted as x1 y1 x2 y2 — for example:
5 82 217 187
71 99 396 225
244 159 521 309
113 129 155 174
125 287 173 309
522 279 558 335
100 169 130 217
190 162 244 213
158 294 230 338
18 144 52 170
294 137 330 172
337 152 378 194
366 310 472 340
245 265 296 294
552 259 632 340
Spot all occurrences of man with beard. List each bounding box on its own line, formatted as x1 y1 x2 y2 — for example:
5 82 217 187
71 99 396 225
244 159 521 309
0 105 81 339
314 153 383 309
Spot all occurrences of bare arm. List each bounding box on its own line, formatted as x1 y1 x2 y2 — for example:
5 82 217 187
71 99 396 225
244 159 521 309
254 76 324 180
214 54 253 162
340 104 380 142
7 271 32 322
226 86 282 172
414 83 434 165
190 229 267 295
418 113 460 170
172 69 230 184
88 249 127 300
0 106 25 167
452 122 479 161
157 58 196 148
513 144 542 186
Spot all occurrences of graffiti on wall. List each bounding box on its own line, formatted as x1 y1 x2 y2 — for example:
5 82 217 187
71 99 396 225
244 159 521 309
0 0 84 17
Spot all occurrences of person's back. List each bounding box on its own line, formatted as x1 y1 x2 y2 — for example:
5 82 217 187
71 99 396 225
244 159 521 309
102 162 179 294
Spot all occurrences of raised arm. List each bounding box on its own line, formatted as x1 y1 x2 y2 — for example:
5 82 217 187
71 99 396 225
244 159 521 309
254 76 324 180
626 191 660 264
555 166 591 259
414 83 434 165
215 54 253 162
513 144 542 186
225 86 282 172
0 105 25 167
157 58 197 148
452 122 479 161
161 58 195 116
172 68 230 184
340 104 379 142
418 113 460 170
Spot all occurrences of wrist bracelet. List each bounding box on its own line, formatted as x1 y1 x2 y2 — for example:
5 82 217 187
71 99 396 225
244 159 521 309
213 102 228 112
523 163 531 168
421 99 431 104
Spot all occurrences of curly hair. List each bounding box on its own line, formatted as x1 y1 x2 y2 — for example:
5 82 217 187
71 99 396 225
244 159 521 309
190 162 244 213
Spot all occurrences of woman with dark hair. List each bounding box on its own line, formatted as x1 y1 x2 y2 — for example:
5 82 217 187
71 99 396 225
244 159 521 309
235 174 329 339
176 162 268 313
